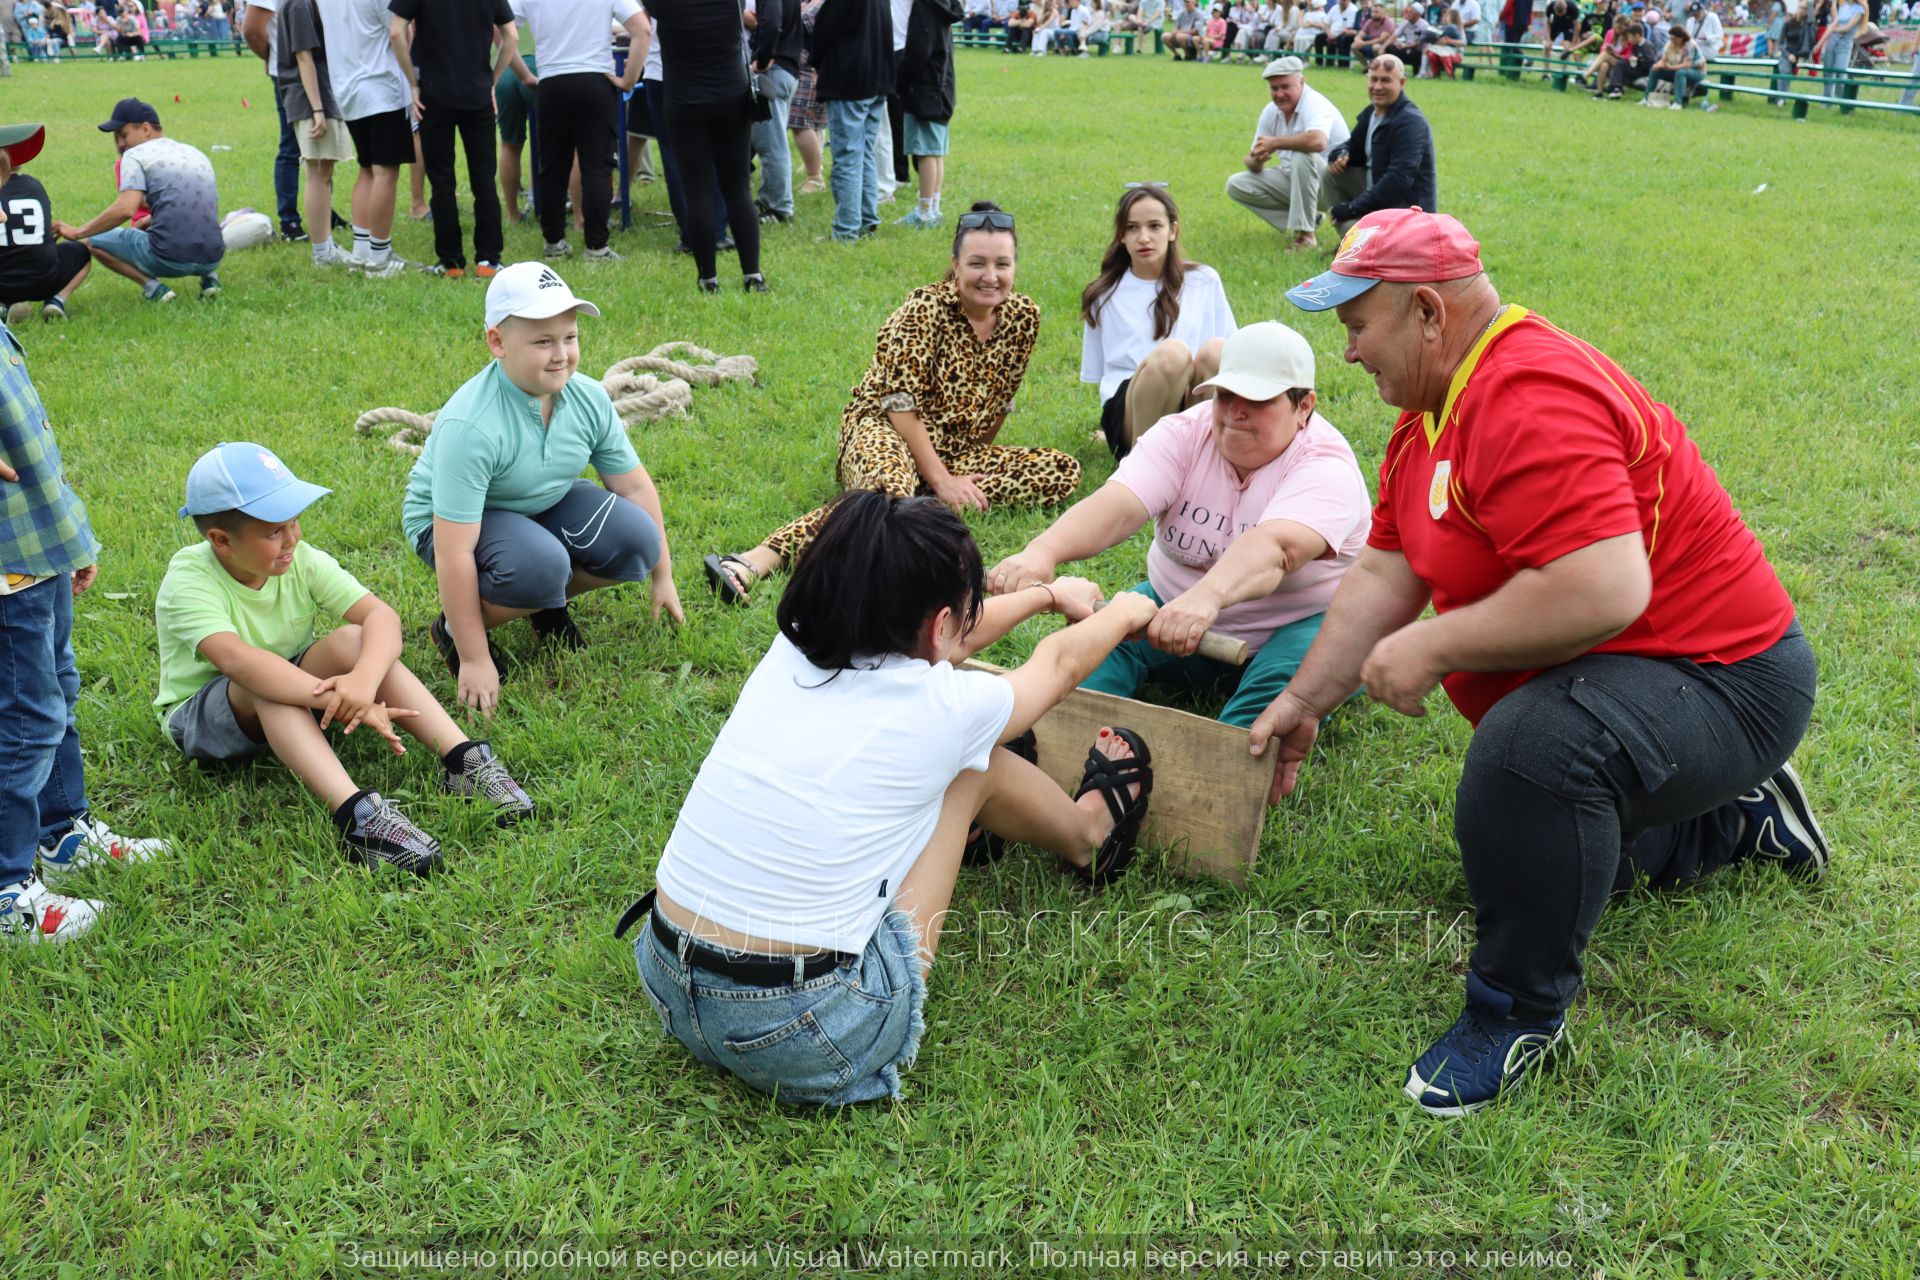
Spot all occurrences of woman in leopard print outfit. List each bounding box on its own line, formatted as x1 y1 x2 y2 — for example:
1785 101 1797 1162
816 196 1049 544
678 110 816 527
704 203 1082 602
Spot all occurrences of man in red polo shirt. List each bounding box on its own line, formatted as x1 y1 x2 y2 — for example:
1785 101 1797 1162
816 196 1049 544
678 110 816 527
1256 208 1826 1116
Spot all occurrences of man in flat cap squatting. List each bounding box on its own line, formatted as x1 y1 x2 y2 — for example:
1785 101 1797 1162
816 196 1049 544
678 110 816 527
1252 208 1828 1116
1224 55 1349 253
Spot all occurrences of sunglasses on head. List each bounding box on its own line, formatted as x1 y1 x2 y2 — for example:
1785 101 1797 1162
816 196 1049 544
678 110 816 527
956 210 1016 232
1124 181 1171 190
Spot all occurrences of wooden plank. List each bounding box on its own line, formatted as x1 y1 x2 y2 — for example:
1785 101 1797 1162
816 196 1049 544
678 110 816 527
965 661 1268 885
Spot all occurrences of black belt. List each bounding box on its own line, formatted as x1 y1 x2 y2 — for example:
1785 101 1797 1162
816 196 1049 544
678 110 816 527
615 889 851 987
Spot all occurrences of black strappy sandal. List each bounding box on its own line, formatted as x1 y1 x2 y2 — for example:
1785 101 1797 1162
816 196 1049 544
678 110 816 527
1072 727 1153 887
962 730 1038 867
702 552 759 605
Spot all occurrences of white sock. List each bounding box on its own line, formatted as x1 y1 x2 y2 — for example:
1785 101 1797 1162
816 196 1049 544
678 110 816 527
351 225 370 258
369 237 392 266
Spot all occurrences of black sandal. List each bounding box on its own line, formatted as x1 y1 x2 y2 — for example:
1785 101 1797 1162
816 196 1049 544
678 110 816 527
962 730 1038 867
1072 727 1153 887
703 552 759 605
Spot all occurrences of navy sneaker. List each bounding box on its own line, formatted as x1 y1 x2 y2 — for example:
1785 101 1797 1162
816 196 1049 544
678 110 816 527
1732 762 1829 879
1404 973 1566 1117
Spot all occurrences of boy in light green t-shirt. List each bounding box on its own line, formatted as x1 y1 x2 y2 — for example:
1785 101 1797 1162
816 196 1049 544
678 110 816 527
155 442 534 876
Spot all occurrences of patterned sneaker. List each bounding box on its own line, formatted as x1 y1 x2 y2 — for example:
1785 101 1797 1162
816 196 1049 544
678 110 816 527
1733 762 1829 879
422 262 467 278
0 874 105 945
583 245 621 262
336 791 441 876
362 257 409 280
543 239 573 259
441 742 535 825
474 261 501 279
1404 973 1566 1117
38 812 169 882
529 604 586 651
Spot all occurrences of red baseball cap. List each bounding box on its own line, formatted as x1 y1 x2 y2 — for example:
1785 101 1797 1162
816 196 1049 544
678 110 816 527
1286 208 1484 312
0 124 47 169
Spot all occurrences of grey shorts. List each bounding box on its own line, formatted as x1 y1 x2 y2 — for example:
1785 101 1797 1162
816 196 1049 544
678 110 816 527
415 479 662 611
165 645 311 763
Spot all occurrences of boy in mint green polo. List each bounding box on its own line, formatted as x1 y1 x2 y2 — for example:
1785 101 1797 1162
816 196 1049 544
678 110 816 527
402 262 681 717
157 443 536 877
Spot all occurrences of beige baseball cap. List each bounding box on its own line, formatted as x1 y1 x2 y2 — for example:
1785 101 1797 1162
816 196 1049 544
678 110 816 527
1194 322 1316 401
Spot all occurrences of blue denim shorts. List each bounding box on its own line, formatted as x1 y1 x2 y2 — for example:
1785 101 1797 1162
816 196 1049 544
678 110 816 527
635 906 927 1106
88 226 222 282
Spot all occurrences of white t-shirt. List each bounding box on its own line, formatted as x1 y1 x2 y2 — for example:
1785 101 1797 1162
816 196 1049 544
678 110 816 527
1458 0 1480 25
316 0 409 120
252 0 280 79
891 0 912 50
655 635 1016 954
511 0 642 79
1111 402 1372 646
1254 83 1350 157
1080 264 1237 403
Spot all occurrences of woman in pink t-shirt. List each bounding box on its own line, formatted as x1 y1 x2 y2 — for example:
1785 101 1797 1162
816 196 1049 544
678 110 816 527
990 321 1372 727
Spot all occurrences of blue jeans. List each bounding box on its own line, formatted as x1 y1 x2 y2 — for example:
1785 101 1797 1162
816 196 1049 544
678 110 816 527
636 904 928 1105
1080 582 1328 728
825 96 884 240
273 87 303 230
751 65 798 217
1821 34 1854 97
0 575 88 885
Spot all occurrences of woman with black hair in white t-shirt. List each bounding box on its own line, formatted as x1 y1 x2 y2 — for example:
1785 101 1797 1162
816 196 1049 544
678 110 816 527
1079 185 1236 460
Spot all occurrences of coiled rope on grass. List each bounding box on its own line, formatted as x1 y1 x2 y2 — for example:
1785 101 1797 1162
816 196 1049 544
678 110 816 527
354 342 758 456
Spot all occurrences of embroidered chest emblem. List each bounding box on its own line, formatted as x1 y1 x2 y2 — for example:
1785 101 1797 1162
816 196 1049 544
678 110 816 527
1429 460 1451 519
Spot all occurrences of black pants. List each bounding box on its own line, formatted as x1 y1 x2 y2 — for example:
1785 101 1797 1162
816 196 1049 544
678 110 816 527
663 95 762 280
1454 622 1815 1020
1608 51 1652 91
536 72 616 251
421 98 503 268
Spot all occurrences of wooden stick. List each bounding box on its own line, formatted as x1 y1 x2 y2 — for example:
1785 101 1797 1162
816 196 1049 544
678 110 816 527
1094 600 1249 667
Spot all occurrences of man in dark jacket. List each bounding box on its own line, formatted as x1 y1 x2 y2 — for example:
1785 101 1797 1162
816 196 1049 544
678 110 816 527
750 0 806 223
1319 54 1436 236
813 0 895 242
894 0 960 228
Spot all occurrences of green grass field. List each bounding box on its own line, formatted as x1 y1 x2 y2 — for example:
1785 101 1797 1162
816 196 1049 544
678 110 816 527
2 48 1917 1280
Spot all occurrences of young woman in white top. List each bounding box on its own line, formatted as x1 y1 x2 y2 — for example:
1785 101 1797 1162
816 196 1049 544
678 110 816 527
628 491 1159 1105
1079 185 1237 460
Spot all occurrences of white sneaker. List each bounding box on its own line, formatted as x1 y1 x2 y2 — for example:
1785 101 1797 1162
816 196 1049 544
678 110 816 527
361 257 409 279
583 245 621 262
543 239 573 258
38 812 169 882
0 874 105 945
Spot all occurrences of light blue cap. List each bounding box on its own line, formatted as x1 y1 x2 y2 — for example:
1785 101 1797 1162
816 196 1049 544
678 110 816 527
179 442 332 522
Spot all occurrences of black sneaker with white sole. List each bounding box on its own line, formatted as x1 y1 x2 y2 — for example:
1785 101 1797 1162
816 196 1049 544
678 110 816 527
441 741 535 825
1732 762 1830 879
335 790 441 876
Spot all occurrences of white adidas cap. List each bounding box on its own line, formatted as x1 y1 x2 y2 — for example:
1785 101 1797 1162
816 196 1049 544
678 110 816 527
483 261 603 330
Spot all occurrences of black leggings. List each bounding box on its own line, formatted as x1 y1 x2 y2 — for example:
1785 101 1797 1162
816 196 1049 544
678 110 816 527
536 72 616 250
664 95 762 280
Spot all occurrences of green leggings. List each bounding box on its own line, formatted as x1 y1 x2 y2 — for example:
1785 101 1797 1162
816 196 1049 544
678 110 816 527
1079 583 1326 728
